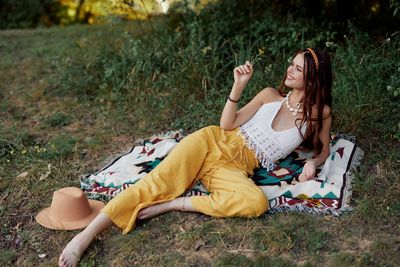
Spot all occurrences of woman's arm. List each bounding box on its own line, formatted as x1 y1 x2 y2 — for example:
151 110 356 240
220 88 276 130
220 61 278 130
298 106 332 182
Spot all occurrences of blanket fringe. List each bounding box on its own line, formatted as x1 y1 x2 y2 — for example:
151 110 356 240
269 204 352 216
341 146 364 210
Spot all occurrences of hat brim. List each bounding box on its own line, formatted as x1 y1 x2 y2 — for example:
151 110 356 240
36 199 105 230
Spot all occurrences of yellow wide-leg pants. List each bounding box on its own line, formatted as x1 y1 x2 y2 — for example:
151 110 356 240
102 126 269 234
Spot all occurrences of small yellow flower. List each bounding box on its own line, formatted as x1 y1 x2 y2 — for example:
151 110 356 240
325 41 334 48
258 48 265 55
201 46 212 54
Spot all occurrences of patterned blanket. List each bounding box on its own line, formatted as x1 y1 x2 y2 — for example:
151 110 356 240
80 131 364 216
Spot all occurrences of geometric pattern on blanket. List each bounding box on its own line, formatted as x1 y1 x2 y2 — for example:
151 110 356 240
80 130 364 216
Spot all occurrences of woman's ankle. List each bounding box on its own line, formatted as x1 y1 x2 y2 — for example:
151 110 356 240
174 197 187 211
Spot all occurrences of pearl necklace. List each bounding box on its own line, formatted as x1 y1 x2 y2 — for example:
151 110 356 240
284 91 303 116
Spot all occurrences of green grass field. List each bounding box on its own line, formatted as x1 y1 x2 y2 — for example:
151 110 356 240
0 13 399 267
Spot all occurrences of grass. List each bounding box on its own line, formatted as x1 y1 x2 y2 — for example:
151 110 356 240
1 3 399 266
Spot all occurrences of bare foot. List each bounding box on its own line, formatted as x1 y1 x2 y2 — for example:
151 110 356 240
58 232 94 267
138 200 178 220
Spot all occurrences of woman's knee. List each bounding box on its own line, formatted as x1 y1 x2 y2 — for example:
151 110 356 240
182 126 213 142
191 125 219 136
218 189 268 217
245 188 269 217
179 125 219 148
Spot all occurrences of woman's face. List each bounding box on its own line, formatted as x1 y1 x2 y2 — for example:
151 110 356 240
284 53 305 90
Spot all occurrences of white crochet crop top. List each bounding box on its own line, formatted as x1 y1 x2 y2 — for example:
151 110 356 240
239 99 307 170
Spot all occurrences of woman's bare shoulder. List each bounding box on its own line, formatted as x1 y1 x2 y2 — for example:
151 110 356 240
258 87 283 104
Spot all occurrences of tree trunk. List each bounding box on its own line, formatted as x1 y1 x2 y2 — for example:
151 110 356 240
75 0 85 22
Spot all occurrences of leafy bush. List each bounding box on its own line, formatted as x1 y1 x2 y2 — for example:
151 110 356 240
53 1 339 131
47 0 400 146
333 26 400 142
0 0 61 29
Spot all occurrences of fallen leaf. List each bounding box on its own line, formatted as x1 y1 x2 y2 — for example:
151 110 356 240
38 254 46 259
194 240 206 251
39 164 52 180
16 171 29 178
13 222 22 230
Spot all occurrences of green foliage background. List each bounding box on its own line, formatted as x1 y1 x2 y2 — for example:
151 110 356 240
50 1 400 139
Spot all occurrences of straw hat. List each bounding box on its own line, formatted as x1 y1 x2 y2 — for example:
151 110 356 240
36 187 105 230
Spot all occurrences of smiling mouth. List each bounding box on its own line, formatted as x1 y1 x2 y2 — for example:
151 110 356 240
287 74 295 80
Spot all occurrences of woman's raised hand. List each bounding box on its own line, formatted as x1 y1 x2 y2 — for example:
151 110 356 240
233 61 253 89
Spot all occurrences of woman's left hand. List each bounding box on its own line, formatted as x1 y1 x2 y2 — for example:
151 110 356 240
298 161 316 182
233 61 254 88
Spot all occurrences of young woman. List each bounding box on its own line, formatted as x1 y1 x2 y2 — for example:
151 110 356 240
59 48 332 267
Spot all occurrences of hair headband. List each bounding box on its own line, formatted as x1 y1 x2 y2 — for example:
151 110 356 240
306 48 319 71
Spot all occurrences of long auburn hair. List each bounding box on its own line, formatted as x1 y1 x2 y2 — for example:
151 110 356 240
278 48 333 154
